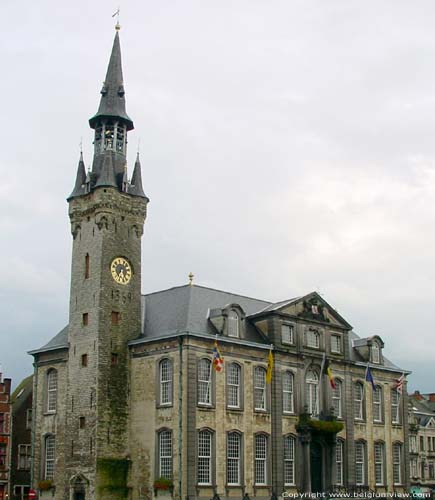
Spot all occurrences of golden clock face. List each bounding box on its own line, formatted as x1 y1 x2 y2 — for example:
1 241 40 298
110 257 132 285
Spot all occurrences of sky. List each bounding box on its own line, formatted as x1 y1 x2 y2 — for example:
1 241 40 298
1 1 435 391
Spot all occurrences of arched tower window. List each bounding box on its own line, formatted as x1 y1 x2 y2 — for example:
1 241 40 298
46 369 58 413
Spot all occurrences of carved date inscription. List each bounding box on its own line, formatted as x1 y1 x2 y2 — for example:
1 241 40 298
111 289 132 304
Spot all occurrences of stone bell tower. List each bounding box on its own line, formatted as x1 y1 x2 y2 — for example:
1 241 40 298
65 25 148 499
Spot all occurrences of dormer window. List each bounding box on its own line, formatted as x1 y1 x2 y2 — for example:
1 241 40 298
227 310 239 338
371 342 381 364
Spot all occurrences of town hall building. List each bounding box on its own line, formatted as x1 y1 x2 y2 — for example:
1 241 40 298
30 26 410 500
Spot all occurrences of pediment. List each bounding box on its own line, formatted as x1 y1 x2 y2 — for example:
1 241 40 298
277 292 352 329
426 417 435 428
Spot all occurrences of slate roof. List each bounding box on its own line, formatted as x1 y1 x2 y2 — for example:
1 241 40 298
29 284 407 374
137 284 271 343
89 30 133 131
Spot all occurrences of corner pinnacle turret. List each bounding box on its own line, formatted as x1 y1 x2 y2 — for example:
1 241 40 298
68 27 148 202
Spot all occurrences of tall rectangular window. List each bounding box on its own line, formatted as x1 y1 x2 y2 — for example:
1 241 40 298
85 253 90 279
373 386 382 422
18 444 31 470
410 435 417 453
227 432 241 485
254 434 267 485
47 370 58 413
331 334 341 354
354 383 364 420
198 359 212 405
283 372 294 414
284 436 295 486
391 390 400 424
336 440 344 486
159 359 172 406
306 330 320 348
393 443 402 485
254 367 267 411
197 431 212 485
0 413 4 433
44 435 55 480
227 363 241 408
158 431 172 479
374 442 384 485
332 380 342 418
281 324 294 345
111 311 120 325
82 313 89 326
355 441 365 486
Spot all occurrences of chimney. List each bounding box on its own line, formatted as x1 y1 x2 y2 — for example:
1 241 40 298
412 390 423 401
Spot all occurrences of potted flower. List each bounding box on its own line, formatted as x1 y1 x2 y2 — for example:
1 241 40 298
153 477 173 496
38 480 53 491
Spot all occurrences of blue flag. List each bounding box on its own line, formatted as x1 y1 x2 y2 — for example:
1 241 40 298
365 364 376 390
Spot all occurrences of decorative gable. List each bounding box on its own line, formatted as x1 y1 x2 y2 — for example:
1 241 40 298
278 292 352 330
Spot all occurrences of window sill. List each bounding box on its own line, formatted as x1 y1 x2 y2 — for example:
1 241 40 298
227 407 243 413
197 404 215 411
254 409 269 414
283 412 296 417
43 412 57 416
156 404 173 409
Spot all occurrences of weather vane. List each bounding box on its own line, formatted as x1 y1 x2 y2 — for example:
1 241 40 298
112 8 121 30
188 272 194 286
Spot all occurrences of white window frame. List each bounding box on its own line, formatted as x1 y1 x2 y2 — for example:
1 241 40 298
332 380 342 418
306 329 320 349
18 444 31 470
284 435 295 486
46 370 58 413
331 334 342 354
159 358 172 406
254 367 267 411
158 430 173 479
281 324 294 345
227 363 241 409
393 443 402 485
373 386 382 423
254 434 268 485
197 430 212 485
391 389 400 424
198 359 212 406
354 382 364 420
305 369 319 417
336 440 344 486
355 441 366 486
227 432 241 486
227 310 239 338
371 342 381 364
374 442 384 486
44 435 55 480
283 371 294 414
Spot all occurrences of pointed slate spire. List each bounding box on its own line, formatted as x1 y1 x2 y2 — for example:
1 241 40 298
68 152 87 199
89 30 134 131
95 153 117 189
129 153 147 198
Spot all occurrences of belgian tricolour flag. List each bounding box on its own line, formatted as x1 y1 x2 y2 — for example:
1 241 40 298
323 357 336 389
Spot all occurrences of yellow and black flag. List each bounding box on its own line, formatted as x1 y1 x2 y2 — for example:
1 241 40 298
323 357 336 389
266 348 274 384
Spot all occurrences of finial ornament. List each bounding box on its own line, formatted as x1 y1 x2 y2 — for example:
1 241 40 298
112 8 121 30
188 272 194 286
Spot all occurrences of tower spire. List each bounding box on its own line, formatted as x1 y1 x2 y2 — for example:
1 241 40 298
89 30 133 131
68 152 87 199
129 152 147 198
